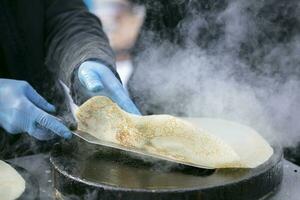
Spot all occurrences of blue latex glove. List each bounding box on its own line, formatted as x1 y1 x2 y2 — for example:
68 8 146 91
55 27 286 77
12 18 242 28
0 79 72 140
78 61 141 115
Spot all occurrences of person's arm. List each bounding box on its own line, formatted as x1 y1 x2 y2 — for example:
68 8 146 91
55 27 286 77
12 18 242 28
45 0 118 87
44 0 140 114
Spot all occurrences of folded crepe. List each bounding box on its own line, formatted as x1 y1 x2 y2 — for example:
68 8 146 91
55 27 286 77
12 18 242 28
76 96 273 168
0 161 25 200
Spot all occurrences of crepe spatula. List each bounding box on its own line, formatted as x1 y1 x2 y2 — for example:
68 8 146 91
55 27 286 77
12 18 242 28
72 129 213 169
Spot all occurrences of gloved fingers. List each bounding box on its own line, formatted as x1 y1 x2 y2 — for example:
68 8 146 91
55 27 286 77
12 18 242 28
25 84 56 113
78 65 104 92
99 69 141 115
78 61 141 114
28 126 57 141
109 88 141 115
34 111 72 139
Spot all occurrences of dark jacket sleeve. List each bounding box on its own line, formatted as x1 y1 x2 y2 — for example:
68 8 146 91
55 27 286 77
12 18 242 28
44 0 118 88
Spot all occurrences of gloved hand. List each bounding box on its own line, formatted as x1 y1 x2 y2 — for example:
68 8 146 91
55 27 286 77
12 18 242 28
0 79 72 140
78 61 141 115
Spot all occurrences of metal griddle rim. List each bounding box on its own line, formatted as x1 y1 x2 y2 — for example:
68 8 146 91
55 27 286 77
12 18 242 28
50 143 282 193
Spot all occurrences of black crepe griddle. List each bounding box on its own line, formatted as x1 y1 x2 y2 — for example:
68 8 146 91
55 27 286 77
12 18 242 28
50 136 283 200
5 163 39 200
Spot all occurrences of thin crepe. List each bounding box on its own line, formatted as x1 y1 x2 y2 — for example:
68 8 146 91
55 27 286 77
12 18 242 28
0 161 25 200
186 118 274 168
77 96 244 168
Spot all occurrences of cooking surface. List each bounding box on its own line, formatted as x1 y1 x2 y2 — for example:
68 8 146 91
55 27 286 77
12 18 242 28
47 138 282 200
51 140 281 190
80 152 259 189
7 153 300 199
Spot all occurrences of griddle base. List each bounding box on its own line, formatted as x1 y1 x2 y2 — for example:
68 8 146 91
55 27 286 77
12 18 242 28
51 138 283 200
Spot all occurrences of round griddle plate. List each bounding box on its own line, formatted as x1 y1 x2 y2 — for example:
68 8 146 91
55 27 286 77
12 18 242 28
51 138 283 200
5 163 39 200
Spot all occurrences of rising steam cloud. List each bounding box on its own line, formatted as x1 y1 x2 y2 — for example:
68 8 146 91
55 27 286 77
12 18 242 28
129 0 300 147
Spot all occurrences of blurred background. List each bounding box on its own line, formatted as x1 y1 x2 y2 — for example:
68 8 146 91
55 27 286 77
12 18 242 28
84 0 145 89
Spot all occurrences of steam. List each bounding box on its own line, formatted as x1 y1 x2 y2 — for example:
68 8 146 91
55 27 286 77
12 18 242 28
130 0 300 147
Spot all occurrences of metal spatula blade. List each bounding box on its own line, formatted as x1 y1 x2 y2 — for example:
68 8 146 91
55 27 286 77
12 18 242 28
72 130 213 169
